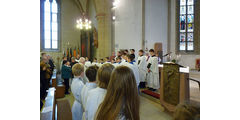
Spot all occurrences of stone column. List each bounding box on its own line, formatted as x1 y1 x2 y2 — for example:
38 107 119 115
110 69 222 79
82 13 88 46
94 0 112 59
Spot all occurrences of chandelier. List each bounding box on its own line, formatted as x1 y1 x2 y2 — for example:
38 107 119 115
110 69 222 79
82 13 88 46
76 14 91 30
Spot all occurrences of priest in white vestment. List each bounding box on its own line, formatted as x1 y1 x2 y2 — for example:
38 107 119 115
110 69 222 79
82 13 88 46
146 49 160 91
137 49 147 88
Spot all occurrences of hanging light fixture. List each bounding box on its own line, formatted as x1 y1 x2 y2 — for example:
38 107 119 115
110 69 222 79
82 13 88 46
76 13 92 30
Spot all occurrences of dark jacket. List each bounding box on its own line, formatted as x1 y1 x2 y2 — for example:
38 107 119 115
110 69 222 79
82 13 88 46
61 65 72 79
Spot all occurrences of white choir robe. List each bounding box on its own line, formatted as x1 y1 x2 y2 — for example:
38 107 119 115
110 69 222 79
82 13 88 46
85 61 92 68
103 61 111 64
146 56 160 89
82 65 89 84
81 82 97 120
137 56 147 82
124 62 140 87
120 59 128 66
91 62 98 66
85 87 107 120
113 62 121 68
71 77 85 120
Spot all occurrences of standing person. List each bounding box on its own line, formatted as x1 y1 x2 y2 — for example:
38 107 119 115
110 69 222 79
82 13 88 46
71 57 77 68
95 66 140 120
126 54 140 88
71 63 85 120
85 63 114 120
60 56 67 71
75 54 80 63
61 60 72 94
40 61 48 100
137 49 147 88
120 53 128 66
47 55 55 72
91 58 98 66
130 49 136 61
104 57 111 64
146 49 160 91
81 66 99 120
79 57 89 84
113 57 121 68
85 57 92 68
114 51 122 60
124 49 129 54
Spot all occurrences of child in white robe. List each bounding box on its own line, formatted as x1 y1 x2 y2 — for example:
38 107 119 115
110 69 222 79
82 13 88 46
71 63 85 120
85 57 92 68
85 63 114 120
120 53 128 66
91 58 98 66
137 49 147 88
113 56 122 67
125 54 140 88
146 49 160 91
81 66 98 120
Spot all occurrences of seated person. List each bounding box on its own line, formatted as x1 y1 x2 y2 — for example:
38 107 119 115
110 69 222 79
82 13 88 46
95 66 140 120
71 63 85 120
81 65 99 120
85 63 114 120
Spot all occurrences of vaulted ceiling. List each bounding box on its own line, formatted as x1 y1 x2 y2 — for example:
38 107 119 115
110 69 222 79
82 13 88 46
73 0 89 15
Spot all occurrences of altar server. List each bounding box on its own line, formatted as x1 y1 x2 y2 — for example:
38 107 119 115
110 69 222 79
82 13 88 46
85 63 114 120
137 49 147 88
146 49 160 91
91 58 98 66
113 57 122 67
71 63 85 120
126 54 140 87
85 57 92 68
81 66 98 120
120 53 128 66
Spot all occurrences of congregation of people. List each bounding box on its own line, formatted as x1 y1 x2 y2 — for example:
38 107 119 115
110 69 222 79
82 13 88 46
40 48 199 120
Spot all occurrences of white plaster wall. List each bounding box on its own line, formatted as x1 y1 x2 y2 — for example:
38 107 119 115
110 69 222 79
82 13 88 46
169 0 200 69
145 0 168 56
114 0 142 54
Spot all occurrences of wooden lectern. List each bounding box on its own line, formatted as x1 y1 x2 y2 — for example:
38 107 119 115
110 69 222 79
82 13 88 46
159 63 190 112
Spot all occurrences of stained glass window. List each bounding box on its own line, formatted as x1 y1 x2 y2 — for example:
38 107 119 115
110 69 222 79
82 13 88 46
43 0 59 50
179 0 195 51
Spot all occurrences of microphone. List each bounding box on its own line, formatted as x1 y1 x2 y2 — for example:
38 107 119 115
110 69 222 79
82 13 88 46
163 52 172 57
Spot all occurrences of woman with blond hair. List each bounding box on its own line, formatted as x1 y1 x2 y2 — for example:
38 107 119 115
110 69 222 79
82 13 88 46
95 66 140 120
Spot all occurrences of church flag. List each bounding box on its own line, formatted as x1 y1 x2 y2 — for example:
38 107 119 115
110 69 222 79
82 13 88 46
73 47 76 58
70 48 72 58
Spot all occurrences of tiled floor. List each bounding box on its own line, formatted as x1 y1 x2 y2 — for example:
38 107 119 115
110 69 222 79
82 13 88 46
56 71 200 120
59 93 172 120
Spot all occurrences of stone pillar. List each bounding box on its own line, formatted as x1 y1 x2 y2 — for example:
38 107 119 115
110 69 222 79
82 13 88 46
94 0 112 59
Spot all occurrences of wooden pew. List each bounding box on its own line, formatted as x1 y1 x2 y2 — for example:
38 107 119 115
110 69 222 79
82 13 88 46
50 70 65 99
41 87 56 120
41 87 72 120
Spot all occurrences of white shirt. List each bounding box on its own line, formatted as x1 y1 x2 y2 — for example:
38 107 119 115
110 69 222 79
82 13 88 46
85 87 107 120
81 82 97 111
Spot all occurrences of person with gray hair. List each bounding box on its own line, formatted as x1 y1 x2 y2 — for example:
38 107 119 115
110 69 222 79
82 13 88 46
78 57 89 84
79 57 86 64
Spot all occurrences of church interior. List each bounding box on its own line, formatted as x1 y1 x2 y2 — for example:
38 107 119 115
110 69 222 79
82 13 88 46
40 0 200 119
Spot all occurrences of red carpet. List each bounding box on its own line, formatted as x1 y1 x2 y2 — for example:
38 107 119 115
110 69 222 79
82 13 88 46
142 90 160 99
